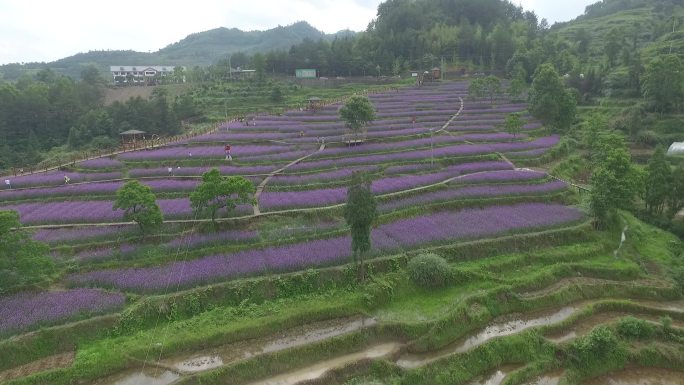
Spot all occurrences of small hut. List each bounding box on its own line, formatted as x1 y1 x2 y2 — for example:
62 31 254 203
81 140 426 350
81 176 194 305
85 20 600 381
431 67 441 80
120 130 146 145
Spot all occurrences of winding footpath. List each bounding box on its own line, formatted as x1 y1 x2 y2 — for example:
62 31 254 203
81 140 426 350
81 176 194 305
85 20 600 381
252 142 326 215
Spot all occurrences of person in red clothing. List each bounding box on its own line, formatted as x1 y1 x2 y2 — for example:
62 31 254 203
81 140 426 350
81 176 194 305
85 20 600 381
225 144 232 161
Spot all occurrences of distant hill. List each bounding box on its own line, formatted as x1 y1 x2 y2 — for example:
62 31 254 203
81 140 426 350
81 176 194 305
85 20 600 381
549 0 683 63
0 21 356 80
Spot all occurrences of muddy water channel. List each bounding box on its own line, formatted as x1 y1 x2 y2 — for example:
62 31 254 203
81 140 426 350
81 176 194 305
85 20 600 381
163 317 376 373
466 365 521 385
582 367 684 385
91 317 375 385
396 305 580 369
89 368 180 385
547 312 684 343
245 342 402 385
521 370 564 385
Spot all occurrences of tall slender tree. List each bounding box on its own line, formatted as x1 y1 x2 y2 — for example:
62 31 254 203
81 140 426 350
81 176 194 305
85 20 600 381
644 147 671 215
344 171 377 281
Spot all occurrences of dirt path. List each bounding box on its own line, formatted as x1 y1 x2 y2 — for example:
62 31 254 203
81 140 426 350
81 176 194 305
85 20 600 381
252 143 326 215
0 351 75 382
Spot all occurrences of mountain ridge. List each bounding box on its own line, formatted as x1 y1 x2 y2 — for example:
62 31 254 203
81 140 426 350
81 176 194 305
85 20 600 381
0 21 357 80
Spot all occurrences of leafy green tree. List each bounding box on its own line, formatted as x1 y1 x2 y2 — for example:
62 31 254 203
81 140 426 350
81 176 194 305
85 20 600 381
644 147 671 215
0 210 54 294
344 171 378 281
604 28 623 67
504 113 523 137
528 63 576 131
270 86 284 102
483 75 502 104
468 78 486 100
113 181 163 234
589 135 640 227
190 168 255 223
251 53 266 83
668 166 684 218
339 96 376 134
508 74 526 101
641 54 684 114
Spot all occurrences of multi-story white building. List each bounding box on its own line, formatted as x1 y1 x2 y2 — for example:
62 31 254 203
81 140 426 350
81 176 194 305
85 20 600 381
109 66 183 85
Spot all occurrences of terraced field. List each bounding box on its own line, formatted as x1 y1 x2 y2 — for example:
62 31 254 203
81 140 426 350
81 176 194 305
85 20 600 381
0 81 681 385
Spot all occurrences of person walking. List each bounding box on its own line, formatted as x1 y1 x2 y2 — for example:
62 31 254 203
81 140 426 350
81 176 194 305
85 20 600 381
224 144 232 161
64 175 70 185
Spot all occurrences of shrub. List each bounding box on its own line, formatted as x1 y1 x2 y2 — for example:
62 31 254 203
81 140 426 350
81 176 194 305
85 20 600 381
407 253 452 289
636 130 660 146
567 326 627 376
616 316 654 339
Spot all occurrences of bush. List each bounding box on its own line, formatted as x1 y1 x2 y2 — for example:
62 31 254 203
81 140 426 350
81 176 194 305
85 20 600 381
567 326 627 376
636 130 661 146
616 316 654 339
407 253 452 289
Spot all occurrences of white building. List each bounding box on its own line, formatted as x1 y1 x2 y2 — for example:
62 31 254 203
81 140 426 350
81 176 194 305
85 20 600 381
109 66 183 85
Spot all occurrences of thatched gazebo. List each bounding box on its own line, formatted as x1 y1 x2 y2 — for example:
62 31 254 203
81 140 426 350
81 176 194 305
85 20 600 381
307 97 323 111
120 129 146 145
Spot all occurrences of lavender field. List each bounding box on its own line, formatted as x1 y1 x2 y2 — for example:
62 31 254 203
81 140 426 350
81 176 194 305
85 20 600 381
0 80 585 340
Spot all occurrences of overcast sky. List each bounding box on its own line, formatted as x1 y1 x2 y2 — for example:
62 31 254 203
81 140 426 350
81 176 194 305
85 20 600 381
0 0 597 65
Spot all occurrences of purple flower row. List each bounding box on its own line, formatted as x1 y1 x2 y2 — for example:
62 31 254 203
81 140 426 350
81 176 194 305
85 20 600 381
260 161 513 209
78 158 123 169
289 136 558 171
0 289 126 335
2 171 123 189
2 198 252 224
129 165 276 178
380 180 568 212
451 170 547 184
118 144 298 161
66 203 583 292
32 225 136 244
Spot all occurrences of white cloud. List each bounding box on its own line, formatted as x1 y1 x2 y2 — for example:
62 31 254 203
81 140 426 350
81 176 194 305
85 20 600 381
516 0 596 25
0 0 594 65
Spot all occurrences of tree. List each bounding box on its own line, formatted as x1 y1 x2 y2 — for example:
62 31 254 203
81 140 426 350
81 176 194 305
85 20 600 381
251 53 266 83
339 96 375 135
190 168 255 223
483 75 502 104
589 135 640 227
668 166 684 218
644 147 671 215
0 210 54 294
528 63 577 131
468 78 486 100
344 171 377 281
270 86 284 102
504 113 523 137
641 54 684 114
113 181 163 234
604 28 622 67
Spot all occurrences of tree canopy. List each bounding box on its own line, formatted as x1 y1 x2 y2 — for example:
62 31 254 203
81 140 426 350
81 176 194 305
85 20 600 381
0 210 54 294
504 113 524 137
641 54 684 114
190 168 255 223
339 96 376 132
528 63 577 131
113 180 164 233
589 135 640 226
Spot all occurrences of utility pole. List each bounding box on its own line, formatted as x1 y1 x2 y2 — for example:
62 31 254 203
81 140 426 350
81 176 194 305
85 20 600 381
441 56 446 81
670 17 676 54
